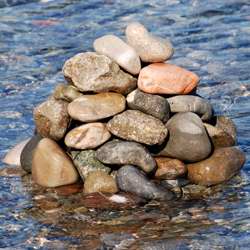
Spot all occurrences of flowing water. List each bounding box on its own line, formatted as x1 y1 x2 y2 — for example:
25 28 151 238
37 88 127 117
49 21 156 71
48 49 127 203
0 0 250 249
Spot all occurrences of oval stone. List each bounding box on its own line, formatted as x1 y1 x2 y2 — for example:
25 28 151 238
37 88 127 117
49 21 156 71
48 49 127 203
65 123 111 150
93 35 141 75
32 138 79 188
63 52 136 94
216 116 237 142
96 140 156 173
68 93 126 122
53 84 83 102
126 89 170 122
125 22 174 63
138 63 199 95
187 147 246 186
107 110 168 145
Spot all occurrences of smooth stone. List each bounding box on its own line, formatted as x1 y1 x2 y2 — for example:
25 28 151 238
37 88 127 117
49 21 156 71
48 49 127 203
107 110 168 145
154 157 187 179
70 150 111 181
116 165 174 200
84 171 118 194
96 140 156 173
161 178 190 189
125 22 174 63
158 112 211 162
63 52 136 94
138 63 199 95
65 123 111 150
53 84 83 102
21 134 43 173
0 166 27 177
126 89 170 122
216 116 237 142
32 138 79 187
33 97 70 141
68 93 126 122
2 138 30 166
187 147 246 186
93 35 141 75
167 95 213 121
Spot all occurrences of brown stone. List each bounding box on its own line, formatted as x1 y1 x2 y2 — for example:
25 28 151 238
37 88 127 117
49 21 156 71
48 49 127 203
53 84 83 102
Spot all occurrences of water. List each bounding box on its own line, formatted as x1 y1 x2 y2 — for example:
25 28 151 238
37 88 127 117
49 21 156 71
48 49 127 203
0 0 250 248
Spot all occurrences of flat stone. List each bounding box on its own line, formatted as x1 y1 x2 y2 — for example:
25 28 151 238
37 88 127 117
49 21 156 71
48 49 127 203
107 110 168 145
187 147 246 186
125 22 174 63
32 138 79 187
138 63 199 95
96 140 156 173
154 157 187 179
33 97 70 141
68 93 126 122
65 123 111 150
70 150 111 181
158 112 211 162
167 95 213 121
93 35 141 75
126 89 170 122
53 84 83 102
84 171 118 194
63 52 136 94
21 134 43 173
116 165 174 200
2 138 30 166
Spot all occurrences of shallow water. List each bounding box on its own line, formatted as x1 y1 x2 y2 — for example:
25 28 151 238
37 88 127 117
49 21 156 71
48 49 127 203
0 0 250 249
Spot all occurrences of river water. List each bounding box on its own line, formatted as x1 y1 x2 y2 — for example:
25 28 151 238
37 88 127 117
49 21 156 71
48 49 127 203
0 0 250 249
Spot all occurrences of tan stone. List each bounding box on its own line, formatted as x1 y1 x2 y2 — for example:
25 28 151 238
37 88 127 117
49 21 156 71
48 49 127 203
53 84 83 102
32 138 79 187
138 63 199 95
64 123 111 150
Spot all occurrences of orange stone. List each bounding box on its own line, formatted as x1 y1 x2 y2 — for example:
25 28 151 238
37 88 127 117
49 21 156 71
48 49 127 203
138 63 199 94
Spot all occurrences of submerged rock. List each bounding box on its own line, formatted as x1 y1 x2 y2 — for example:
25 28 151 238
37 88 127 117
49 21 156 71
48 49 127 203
96 140 156 173
107 110 168 145
125 22 173 62
187 147 246 186
53 84 83 102
116 165 174 200
63 52 136 94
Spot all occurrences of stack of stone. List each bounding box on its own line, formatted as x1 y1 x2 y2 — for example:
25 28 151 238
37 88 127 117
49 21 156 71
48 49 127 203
19 22 245 201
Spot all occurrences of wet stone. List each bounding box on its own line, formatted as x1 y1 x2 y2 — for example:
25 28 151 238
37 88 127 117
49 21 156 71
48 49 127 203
107 110 168 145
54 183 83 196
96 139 156 173
68 93 126 122
53 84 83 102
63 52 137 94
116 165 174 201
167 95 213 121
33 97 70 141
70 150 111 181
126 88 170 122
216 115 237 142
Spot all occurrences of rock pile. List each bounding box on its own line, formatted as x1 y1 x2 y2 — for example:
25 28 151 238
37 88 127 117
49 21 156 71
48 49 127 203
3 22 246 202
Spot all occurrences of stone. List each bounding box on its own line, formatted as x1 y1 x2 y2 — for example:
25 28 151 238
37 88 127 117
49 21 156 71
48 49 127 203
126 89 170 122
33 97 70 141
107 110 168 145
70 150 111 181
154 157 187 179
2 138 30 166
68 93 126 122
93 34 141 75
167 95 213 121
96 140 156 173
125 22 174 63
21 134 43 173
63 52 136 94
84 171 118 194
216 116 237 142
158 112 211 162
53 84 83 102
32 138 79 187
116 165 174 200
187 147 246 186
65 123 111 150
138 63 199 95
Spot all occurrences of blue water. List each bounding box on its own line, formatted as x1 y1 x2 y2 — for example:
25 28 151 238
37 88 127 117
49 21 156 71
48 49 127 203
0 0 250 249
